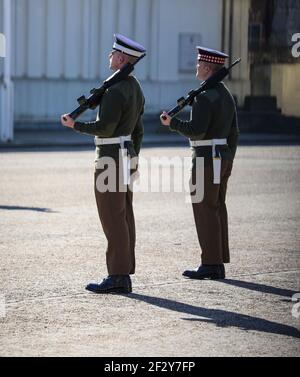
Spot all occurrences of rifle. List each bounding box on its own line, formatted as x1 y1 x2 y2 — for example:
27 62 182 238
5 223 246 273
162 58 241 120
64 53 146 121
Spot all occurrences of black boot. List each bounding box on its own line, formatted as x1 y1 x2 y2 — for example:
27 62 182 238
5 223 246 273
219 264 225 279
85 275 132 294
182 264 225 280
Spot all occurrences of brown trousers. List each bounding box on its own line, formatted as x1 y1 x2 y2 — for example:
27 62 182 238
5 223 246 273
191 160 233 265
94 167 136 275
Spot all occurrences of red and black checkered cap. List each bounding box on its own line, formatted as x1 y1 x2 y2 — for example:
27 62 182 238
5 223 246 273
197 46 228 65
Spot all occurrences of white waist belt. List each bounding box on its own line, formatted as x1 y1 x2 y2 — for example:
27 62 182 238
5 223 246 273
94 135 131 146
189 138 227 184
189 138 227 147
95 135 132 185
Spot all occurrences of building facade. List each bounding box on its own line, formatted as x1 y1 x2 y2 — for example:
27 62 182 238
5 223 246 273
0 0 251 138
248 0 300 117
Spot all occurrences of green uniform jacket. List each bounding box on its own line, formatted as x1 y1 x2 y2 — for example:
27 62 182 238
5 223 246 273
170 82 239 161
74 75 145 160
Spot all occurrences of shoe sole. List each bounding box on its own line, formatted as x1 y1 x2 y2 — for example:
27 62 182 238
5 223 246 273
85 286 132 294
183 273 224 280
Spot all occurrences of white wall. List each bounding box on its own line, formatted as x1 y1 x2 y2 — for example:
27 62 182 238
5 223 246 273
0 0 4 76
11 0 221 80
0 0 248 128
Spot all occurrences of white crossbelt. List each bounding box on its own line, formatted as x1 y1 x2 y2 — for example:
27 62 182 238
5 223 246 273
95 135 131 185
189 138 227 184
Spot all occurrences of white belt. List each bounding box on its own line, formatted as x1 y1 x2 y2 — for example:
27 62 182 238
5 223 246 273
190 138 227 184
95 135 131 185
94 135 131 146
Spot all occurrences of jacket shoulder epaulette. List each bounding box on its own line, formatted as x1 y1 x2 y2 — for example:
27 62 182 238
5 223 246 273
199 88 219 103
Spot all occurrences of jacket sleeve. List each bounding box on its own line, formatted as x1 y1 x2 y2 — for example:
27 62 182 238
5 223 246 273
169 94 212 139
73 88 124 137
131 100 144 155
227 108 239 159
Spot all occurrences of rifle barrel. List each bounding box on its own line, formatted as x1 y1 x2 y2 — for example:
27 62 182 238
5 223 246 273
229 58 241 69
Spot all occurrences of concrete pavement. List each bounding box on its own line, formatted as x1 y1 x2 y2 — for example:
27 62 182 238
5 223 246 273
0 145 299 356
1 128 300 149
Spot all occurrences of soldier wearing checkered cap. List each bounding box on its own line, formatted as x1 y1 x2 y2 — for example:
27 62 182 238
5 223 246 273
61 34 146 293
160 46 239 280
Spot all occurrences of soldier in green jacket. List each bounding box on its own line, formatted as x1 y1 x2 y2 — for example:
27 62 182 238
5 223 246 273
160 46 239 280
61 34 146 293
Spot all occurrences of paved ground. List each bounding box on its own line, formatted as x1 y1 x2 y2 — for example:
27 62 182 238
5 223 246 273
0 145 300 357
1 128 300 148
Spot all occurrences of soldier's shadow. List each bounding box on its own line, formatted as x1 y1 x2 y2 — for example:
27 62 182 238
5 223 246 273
126 292 300 338
215 279 298 299
0 205 56 213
